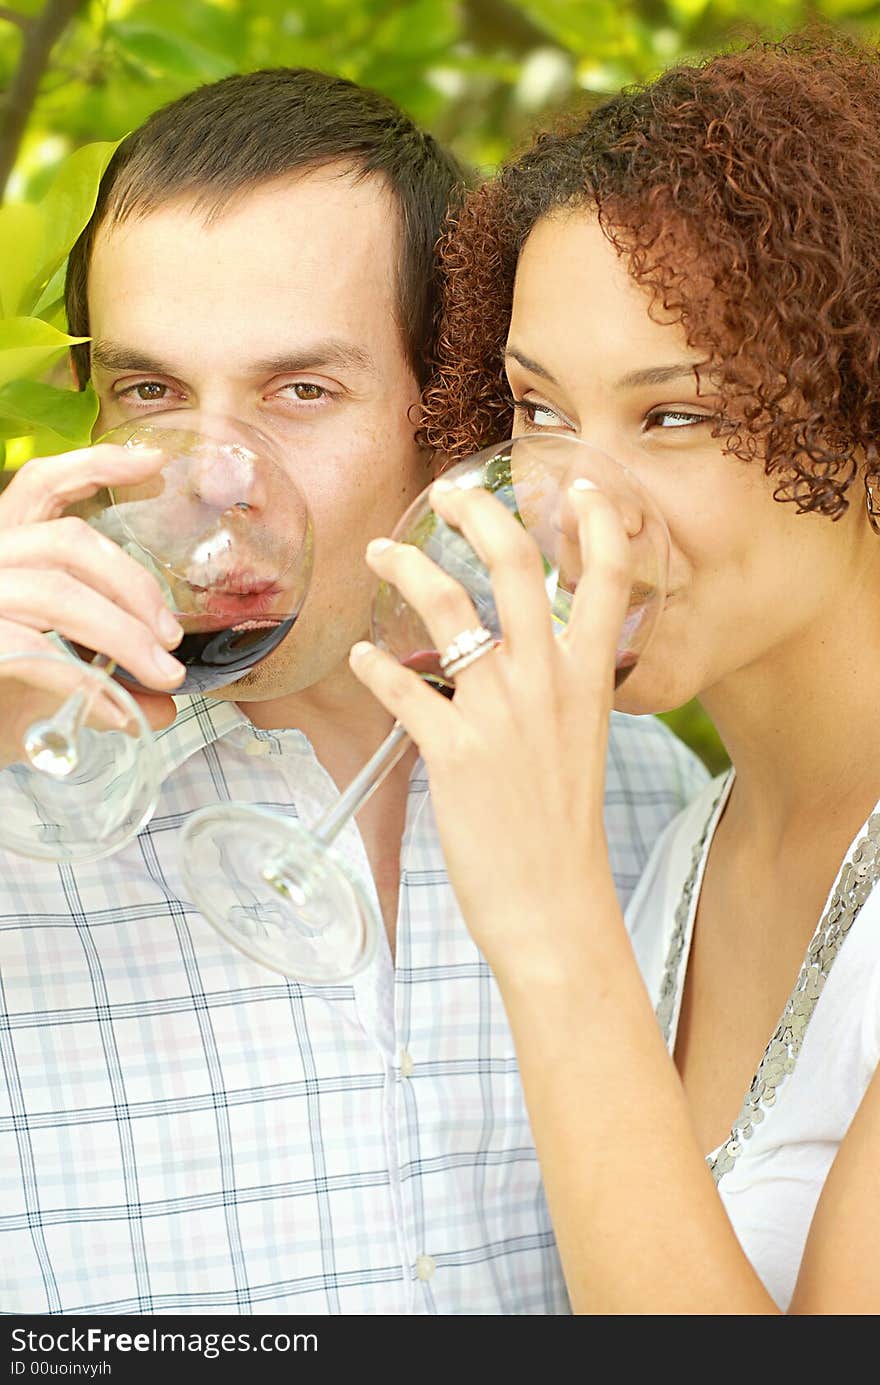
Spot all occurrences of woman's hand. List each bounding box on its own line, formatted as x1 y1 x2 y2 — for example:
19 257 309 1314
0 445 186 757
349 475 634 977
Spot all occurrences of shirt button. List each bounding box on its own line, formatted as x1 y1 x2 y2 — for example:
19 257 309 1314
415 1255 436 1282
399 1048 414 1078
245 738 271 757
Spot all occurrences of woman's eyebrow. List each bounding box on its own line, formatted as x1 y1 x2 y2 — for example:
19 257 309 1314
614 363 705 390
505 348 705 393
504 346 558 384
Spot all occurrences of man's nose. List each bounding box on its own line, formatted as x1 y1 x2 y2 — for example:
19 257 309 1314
187 445 265 513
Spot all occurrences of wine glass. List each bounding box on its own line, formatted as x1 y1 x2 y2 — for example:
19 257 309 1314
0 411 313 862
180 432 669 984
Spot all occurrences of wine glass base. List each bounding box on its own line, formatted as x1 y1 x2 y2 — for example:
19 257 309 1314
0 652 159 862
180 804 379 984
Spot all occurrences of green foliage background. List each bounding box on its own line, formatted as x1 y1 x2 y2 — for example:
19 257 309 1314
3 0 879 772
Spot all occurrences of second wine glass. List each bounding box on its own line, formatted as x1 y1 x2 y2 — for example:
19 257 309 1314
180 432 669 984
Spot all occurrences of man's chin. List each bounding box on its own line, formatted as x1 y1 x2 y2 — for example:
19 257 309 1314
201 669 287 703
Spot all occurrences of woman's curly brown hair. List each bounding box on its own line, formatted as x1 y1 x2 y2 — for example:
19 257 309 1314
421 29 880 517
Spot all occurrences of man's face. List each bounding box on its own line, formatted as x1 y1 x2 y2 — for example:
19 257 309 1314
87 166 431 701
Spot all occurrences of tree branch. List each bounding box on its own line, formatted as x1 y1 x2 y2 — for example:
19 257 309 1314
0 6 34 29
0 0 85 199
462 0 565 56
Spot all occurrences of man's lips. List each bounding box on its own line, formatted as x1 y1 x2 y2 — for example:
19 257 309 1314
187 579 285 620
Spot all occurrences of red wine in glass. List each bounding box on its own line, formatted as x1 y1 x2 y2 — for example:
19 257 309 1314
118 611 297 695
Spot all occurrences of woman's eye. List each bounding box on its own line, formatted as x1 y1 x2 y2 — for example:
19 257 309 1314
645 408 714 430
511 399 564 428
278 382 328 403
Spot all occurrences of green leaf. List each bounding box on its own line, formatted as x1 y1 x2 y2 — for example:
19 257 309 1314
0 202 46 318
369 0 459 60
0 379 98 444
658 700 730 776
33 140 121 297
110 23 235 82
0 141 120 318
508 0 623 54
0 318 88 387
2 423 83 471
31 263 67 319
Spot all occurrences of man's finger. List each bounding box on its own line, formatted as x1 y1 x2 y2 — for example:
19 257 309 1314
0 569 186 691
0 444 165 527
0 518 183 648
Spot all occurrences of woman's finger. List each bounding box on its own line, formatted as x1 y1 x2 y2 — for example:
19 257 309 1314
428 480 558 667
562 483 635 688
0 443 165 527
0 518 183 649
364 537 500 689
0 569 186 691
348 639 457 754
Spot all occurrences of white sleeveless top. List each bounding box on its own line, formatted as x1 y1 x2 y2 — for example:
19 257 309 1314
625 771 880 1311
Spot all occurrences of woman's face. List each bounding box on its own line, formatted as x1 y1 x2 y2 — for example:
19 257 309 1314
506 210 879 715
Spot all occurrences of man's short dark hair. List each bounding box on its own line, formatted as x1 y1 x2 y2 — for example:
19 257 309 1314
66 67 466 386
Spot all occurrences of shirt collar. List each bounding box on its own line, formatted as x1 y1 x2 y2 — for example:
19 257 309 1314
153 695 429 798
152 694 290 781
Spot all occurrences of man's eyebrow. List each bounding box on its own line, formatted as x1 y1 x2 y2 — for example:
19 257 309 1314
90 339 378 376
90 341 170 374
251 342 377 376
505 346 707 393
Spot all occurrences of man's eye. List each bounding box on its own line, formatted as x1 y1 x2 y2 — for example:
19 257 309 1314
646 409 714 430
278 382 328 402
511 399 563 428
121 382 168 402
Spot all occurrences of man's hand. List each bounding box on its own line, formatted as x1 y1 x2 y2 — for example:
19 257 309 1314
0 444 186 751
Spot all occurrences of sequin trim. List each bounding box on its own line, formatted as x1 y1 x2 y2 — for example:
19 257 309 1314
655 786 880 1185
655 779 729 1047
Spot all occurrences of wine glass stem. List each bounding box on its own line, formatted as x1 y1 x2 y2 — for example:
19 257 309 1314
310 721 412 848
23 654 117 775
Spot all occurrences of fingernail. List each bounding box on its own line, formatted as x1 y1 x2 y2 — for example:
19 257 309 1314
366 538 395 557
152 646 185 681
158 608 184 646
432 477 456 494
570 478 599 492
349 641 373 661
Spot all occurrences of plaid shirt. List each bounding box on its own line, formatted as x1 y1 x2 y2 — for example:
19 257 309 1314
0 696 707 1315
